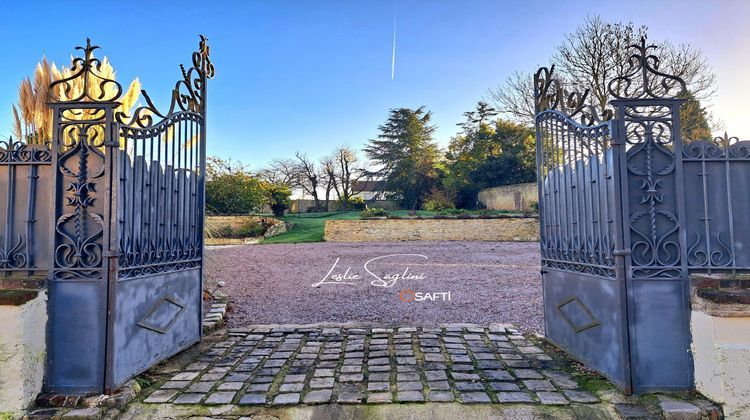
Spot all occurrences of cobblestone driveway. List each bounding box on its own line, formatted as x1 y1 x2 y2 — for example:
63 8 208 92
143 324 598 407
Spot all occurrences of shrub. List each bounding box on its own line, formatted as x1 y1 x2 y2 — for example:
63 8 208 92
206 171 267 215
529 200 539 212
352 197 367 210
216 225 233 237
265 184 292 216
438 208 467 216
236 220 266 237
422 188 456 212
360 207 388 218
332 197 366 211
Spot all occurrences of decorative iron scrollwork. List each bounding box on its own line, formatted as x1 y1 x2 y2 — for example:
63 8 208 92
687 232 733 268
0 234 26 269
53 121 106 280
607 37 687 100
683 132 750 159
0 137 52 163
49 39 123 103
534 65 613 126
623 106 683 279
117 35 215 128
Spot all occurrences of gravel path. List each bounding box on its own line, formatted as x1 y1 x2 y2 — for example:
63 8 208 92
204 241 543 332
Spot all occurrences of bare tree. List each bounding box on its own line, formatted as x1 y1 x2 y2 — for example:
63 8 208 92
487 71 537 126
322 147 369 210
293 152 323 211
320 157 338 211
488 15 718 128
206 156 248 179
258 158 298 187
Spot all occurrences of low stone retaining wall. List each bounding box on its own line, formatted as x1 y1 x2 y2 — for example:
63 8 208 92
324 218 538 242
204 216 290 245
205 215 267 234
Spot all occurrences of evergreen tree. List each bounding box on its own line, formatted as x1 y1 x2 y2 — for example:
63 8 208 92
679 91 712 141
445 102 536 208
365 107 440 210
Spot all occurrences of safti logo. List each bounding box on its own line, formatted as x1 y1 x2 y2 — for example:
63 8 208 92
399 289 451 303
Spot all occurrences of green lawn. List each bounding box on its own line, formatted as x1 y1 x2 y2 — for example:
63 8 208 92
258 208 527 244
260 211 361 244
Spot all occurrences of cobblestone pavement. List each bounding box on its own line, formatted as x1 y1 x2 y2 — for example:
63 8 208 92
142 324 598 407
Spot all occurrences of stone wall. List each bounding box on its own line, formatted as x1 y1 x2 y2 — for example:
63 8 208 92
324 218 539 242
690 275 750 419
205 215 269 233
204 216 289 245
0 290 47 417
478 183 537 212
290 199 403 213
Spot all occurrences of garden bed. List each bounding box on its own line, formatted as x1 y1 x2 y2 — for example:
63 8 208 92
204 215 290 245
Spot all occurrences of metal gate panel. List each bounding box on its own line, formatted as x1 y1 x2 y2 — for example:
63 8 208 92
613 98 693 391
40 36 213 394
682 137 750 271
626 279 692 390
109 269 201 387
0 140 52 277
542 270 630 390
46 281 108 393
46 99 118 394
107 36 212 391
535 65 632 390
535 38 696 394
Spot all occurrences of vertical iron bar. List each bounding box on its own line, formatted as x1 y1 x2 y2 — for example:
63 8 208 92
723 143 736 274
700 157 710 273
3 154 15 261
149 130 156 255
26 164 38 275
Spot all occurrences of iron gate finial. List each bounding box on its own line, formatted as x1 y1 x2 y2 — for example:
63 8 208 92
48 38 123 103
607 36 687 100
533 64 612 125
117 35 215 128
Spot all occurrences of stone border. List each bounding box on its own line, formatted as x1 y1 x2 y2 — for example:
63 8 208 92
203 292 229 333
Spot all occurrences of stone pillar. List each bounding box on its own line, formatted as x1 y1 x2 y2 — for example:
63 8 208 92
0 289 47 417
691 275 750 419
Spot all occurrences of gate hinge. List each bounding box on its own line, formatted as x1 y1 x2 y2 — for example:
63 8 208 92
612 248 631 256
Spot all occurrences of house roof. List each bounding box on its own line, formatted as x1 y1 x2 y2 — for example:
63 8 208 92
352 180 386 192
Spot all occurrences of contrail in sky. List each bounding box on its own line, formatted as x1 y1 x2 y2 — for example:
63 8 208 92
391 0 397 80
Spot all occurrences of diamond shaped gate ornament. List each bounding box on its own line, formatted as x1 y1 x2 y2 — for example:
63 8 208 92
137 297 186 334
557 297 600 333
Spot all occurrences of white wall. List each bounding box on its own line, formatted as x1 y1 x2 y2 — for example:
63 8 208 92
0 291 47 417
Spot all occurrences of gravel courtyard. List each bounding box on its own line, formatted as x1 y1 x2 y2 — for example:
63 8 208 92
205 241 543 332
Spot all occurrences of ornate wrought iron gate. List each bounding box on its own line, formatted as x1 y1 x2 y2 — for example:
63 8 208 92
41 36 213 394
536 38 693 393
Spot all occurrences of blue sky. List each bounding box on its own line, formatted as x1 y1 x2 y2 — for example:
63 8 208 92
1 0 749 168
